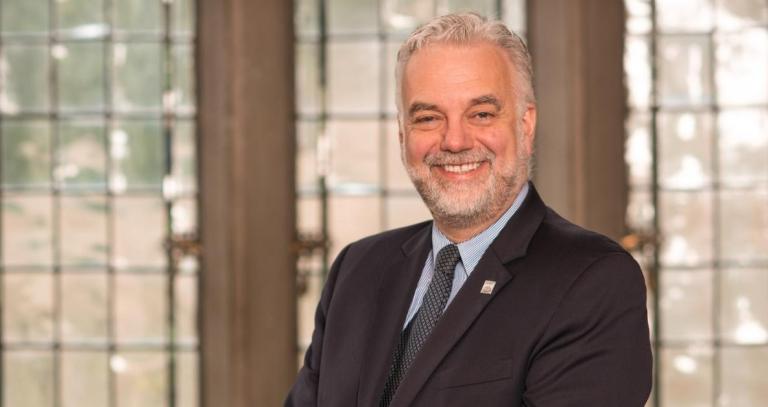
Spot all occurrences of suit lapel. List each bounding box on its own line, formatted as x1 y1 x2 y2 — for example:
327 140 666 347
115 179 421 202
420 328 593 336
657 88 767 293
357 223 433 407
390 183 547 406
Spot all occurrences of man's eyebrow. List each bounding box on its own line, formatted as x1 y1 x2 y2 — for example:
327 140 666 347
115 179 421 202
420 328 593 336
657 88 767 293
469 94 503 110
408 102 438 116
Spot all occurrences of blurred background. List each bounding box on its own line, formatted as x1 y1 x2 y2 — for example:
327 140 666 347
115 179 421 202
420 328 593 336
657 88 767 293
0 0 766 406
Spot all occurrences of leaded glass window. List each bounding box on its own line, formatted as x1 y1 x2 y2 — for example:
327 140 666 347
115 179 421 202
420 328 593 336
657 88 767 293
0 0 199 405
625 0 768 405
293 0 527 363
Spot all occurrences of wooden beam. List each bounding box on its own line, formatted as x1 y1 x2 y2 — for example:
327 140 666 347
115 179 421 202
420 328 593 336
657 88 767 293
198 0 297 405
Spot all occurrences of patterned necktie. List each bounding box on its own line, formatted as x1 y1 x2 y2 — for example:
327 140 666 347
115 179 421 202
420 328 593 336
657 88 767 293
380 244 461 406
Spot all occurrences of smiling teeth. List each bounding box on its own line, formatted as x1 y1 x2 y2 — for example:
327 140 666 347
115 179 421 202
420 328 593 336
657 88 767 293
442 162 481 173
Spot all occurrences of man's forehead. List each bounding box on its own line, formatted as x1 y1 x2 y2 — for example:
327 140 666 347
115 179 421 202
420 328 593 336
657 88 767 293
407 94 504 115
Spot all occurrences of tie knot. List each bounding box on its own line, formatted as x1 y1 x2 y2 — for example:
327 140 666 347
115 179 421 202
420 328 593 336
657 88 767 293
435 244 461 276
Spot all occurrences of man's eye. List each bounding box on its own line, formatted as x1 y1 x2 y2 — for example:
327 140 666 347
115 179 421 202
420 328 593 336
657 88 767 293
414 116 436 123
475 112 494 119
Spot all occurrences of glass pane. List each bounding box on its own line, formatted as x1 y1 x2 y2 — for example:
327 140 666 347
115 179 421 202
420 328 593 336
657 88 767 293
329 196 381 259
296 121 320 193
61 273 108 342
57 119 107 189
175 275 198 344
172 120 197 194
656 0 713 32
296 43 322 115
172 0 195 35
716 0 768 29
2 195 53 266
625 36 652 108
57 0 106 38
384 119 414 191
111 121 164 191
385 195 430 229
715 30 768 106
113 352 167 407
3 273 54 342
173 44 196 113
719 190 768 263
297 196 321 234
114 0 162 32
3 351 54 407
718 109 768 187
176 351 199 407
1 120 51 188
61 351 109 407
114 43 163 111
660 346 713 407
657 35 712 107
171 198 197 235
0 45 49 113
328 119 380 190
58 42 106 111
502 0 527 32
626 0 652 34
177 254 199 275
60 196 108 265
627 188 655 233
625 112 652 187
720 269 768 345
382 0 435 34
327 0 378 34
384 40 400 116
659 270 713 341
327 41 380 114
658 112 713 190
113 196 167 268
439 0 495 16
115 274 167 344
0 0 49 33
659 191 713 267
295 0 320 37
720 347 768 406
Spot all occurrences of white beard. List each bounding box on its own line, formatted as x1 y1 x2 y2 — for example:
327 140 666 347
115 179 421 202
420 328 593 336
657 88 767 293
403 138 529 231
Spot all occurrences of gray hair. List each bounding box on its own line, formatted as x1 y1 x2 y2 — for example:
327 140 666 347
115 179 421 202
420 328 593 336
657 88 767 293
395 12 535 117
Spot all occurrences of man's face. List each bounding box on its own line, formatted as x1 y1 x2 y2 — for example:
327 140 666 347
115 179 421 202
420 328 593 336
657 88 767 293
399 41 536 230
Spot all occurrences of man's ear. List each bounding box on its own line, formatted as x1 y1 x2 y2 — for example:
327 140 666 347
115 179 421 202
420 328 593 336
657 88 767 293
397 118 404 144
521 104 537 155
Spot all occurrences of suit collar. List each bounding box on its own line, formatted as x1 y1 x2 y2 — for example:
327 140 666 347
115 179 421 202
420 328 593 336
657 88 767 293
490 181 547 264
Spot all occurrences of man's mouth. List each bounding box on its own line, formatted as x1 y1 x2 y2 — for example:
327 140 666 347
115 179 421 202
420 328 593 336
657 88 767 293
438 162 482 174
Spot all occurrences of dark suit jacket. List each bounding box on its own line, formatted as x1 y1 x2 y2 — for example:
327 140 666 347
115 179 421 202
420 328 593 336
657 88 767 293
286 184 652 406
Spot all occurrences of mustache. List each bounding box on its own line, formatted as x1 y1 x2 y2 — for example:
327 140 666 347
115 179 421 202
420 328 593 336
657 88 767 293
423 149 495 166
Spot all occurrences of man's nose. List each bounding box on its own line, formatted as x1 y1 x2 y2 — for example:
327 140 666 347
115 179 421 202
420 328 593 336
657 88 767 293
439 120 473 152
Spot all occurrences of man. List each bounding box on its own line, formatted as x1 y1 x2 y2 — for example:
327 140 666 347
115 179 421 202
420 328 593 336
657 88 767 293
287 12 652 407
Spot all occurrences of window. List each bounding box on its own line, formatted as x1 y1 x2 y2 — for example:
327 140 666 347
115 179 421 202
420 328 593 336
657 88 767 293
293 0 527 363
625 0 768 405
0 0 198 405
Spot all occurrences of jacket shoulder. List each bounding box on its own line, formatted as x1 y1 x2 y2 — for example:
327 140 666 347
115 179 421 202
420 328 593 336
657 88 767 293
537 207 627 257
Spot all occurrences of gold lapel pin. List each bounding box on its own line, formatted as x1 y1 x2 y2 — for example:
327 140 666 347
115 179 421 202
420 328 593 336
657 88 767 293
480 280 496 295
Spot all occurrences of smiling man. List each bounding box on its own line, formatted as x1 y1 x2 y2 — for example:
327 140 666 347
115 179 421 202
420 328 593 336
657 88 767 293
287 13 652 407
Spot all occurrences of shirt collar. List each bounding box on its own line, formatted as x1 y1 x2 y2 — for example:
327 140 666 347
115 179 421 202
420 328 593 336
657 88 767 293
431 182 530 275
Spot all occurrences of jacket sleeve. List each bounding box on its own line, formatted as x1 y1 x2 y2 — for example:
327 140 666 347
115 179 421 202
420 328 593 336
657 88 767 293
523 252 653 407
285 245 351 406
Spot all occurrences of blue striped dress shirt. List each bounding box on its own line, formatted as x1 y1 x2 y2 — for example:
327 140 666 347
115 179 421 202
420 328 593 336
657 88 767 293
402 182 530 328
